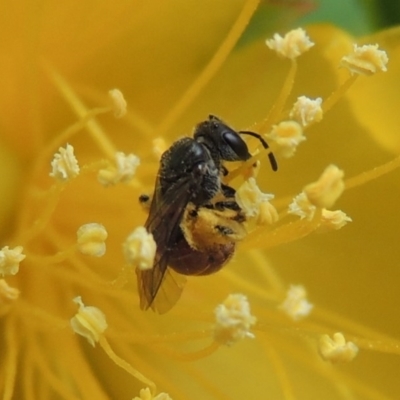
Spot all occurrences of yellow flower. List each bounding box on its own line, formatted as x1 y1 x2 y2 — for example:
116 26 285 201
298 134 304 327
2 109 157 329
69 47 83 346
2 1 400 399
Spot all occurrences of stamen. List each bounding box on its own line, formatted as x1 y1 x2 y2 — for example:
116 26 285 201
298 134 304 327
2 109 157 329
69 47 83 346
98 152 140 186
70 296 108 347
152 340 220 362
267 120 305 158
49 144 80 182
98 336 156 395
266 28 314 59
288 192 316 220
23 246 75 268
345 154 400 191
242 209 323 251
76 223 108 257
123 227 156 270
256 60 298 133
289 96 323 127
322 74 358 114
235 178 278 226
214 293 256 346
251 30 316 149
318 332 359 363
323 44 388 114
14 184 64 245
258 201 280 227
279 284 313 321
155 0 259 137
303 164 345 209
0 246 25 276
71 298 156 394
108 88 127 118
341 44 388 76
44 63 118 159
317 209 352 233
33 109 111 180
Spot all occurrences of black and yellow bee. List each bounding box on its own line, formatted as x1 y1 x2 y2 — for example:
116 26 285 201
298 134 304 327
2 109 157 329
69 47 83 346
137 115 277 313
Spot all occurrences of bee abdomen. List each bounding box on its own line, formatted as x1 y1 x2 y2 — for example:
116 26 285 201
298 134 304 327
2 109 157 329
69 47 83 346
168 237 235 276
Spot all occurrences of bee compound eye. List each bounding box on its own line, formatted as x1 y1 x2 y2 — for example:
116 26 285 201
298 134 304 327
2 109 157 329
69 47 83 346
222 131 250 160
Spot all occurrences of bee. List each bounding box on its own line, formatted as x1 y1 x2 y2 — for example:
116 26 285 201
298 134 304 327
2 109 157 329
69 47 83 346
137 115 277 313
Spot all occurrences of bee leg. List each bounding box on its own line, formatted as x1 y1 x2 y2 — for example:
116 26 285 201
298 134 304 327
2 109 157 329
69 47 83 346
204 200 245 223
214 221 245 241
202 200 239 212
201 192 245 220
214 200 241 212
221 183 236 198
215 225 234 236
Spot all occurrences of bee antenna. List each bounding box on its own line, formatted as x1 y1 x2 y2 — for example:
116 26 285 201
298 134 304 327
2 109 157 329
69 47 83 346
239 130 278 172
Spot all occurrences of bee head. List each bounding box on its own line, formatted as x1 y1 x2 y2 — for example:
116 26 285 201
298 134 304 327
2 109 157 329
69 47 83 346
193 115 251 162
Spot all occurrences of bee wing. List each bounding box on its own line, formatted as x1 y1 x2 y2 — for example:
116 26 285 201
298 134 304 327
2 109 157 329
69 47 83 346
136 176 194 313
148 268 187 313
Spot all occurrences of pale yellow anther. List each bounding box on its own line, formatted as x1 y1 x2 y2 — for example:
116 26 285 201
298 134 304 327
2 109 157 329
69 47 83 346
0 246 25 276
288 192 316 220
108 88 127 118
289 96 323 127
123 227 156 270
304 165 345 209
98 152 140 186
214 293 256 346
70 296 108 347
266 28 314 59
279 284 313 321
341 44 388 76
77 223 108 257
279 285 314 321
267 120 305 158
317 209 352 233
133 388 173 400
319 332 359 363
235 178 278 225
49 144 80 181
258 201 279 226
